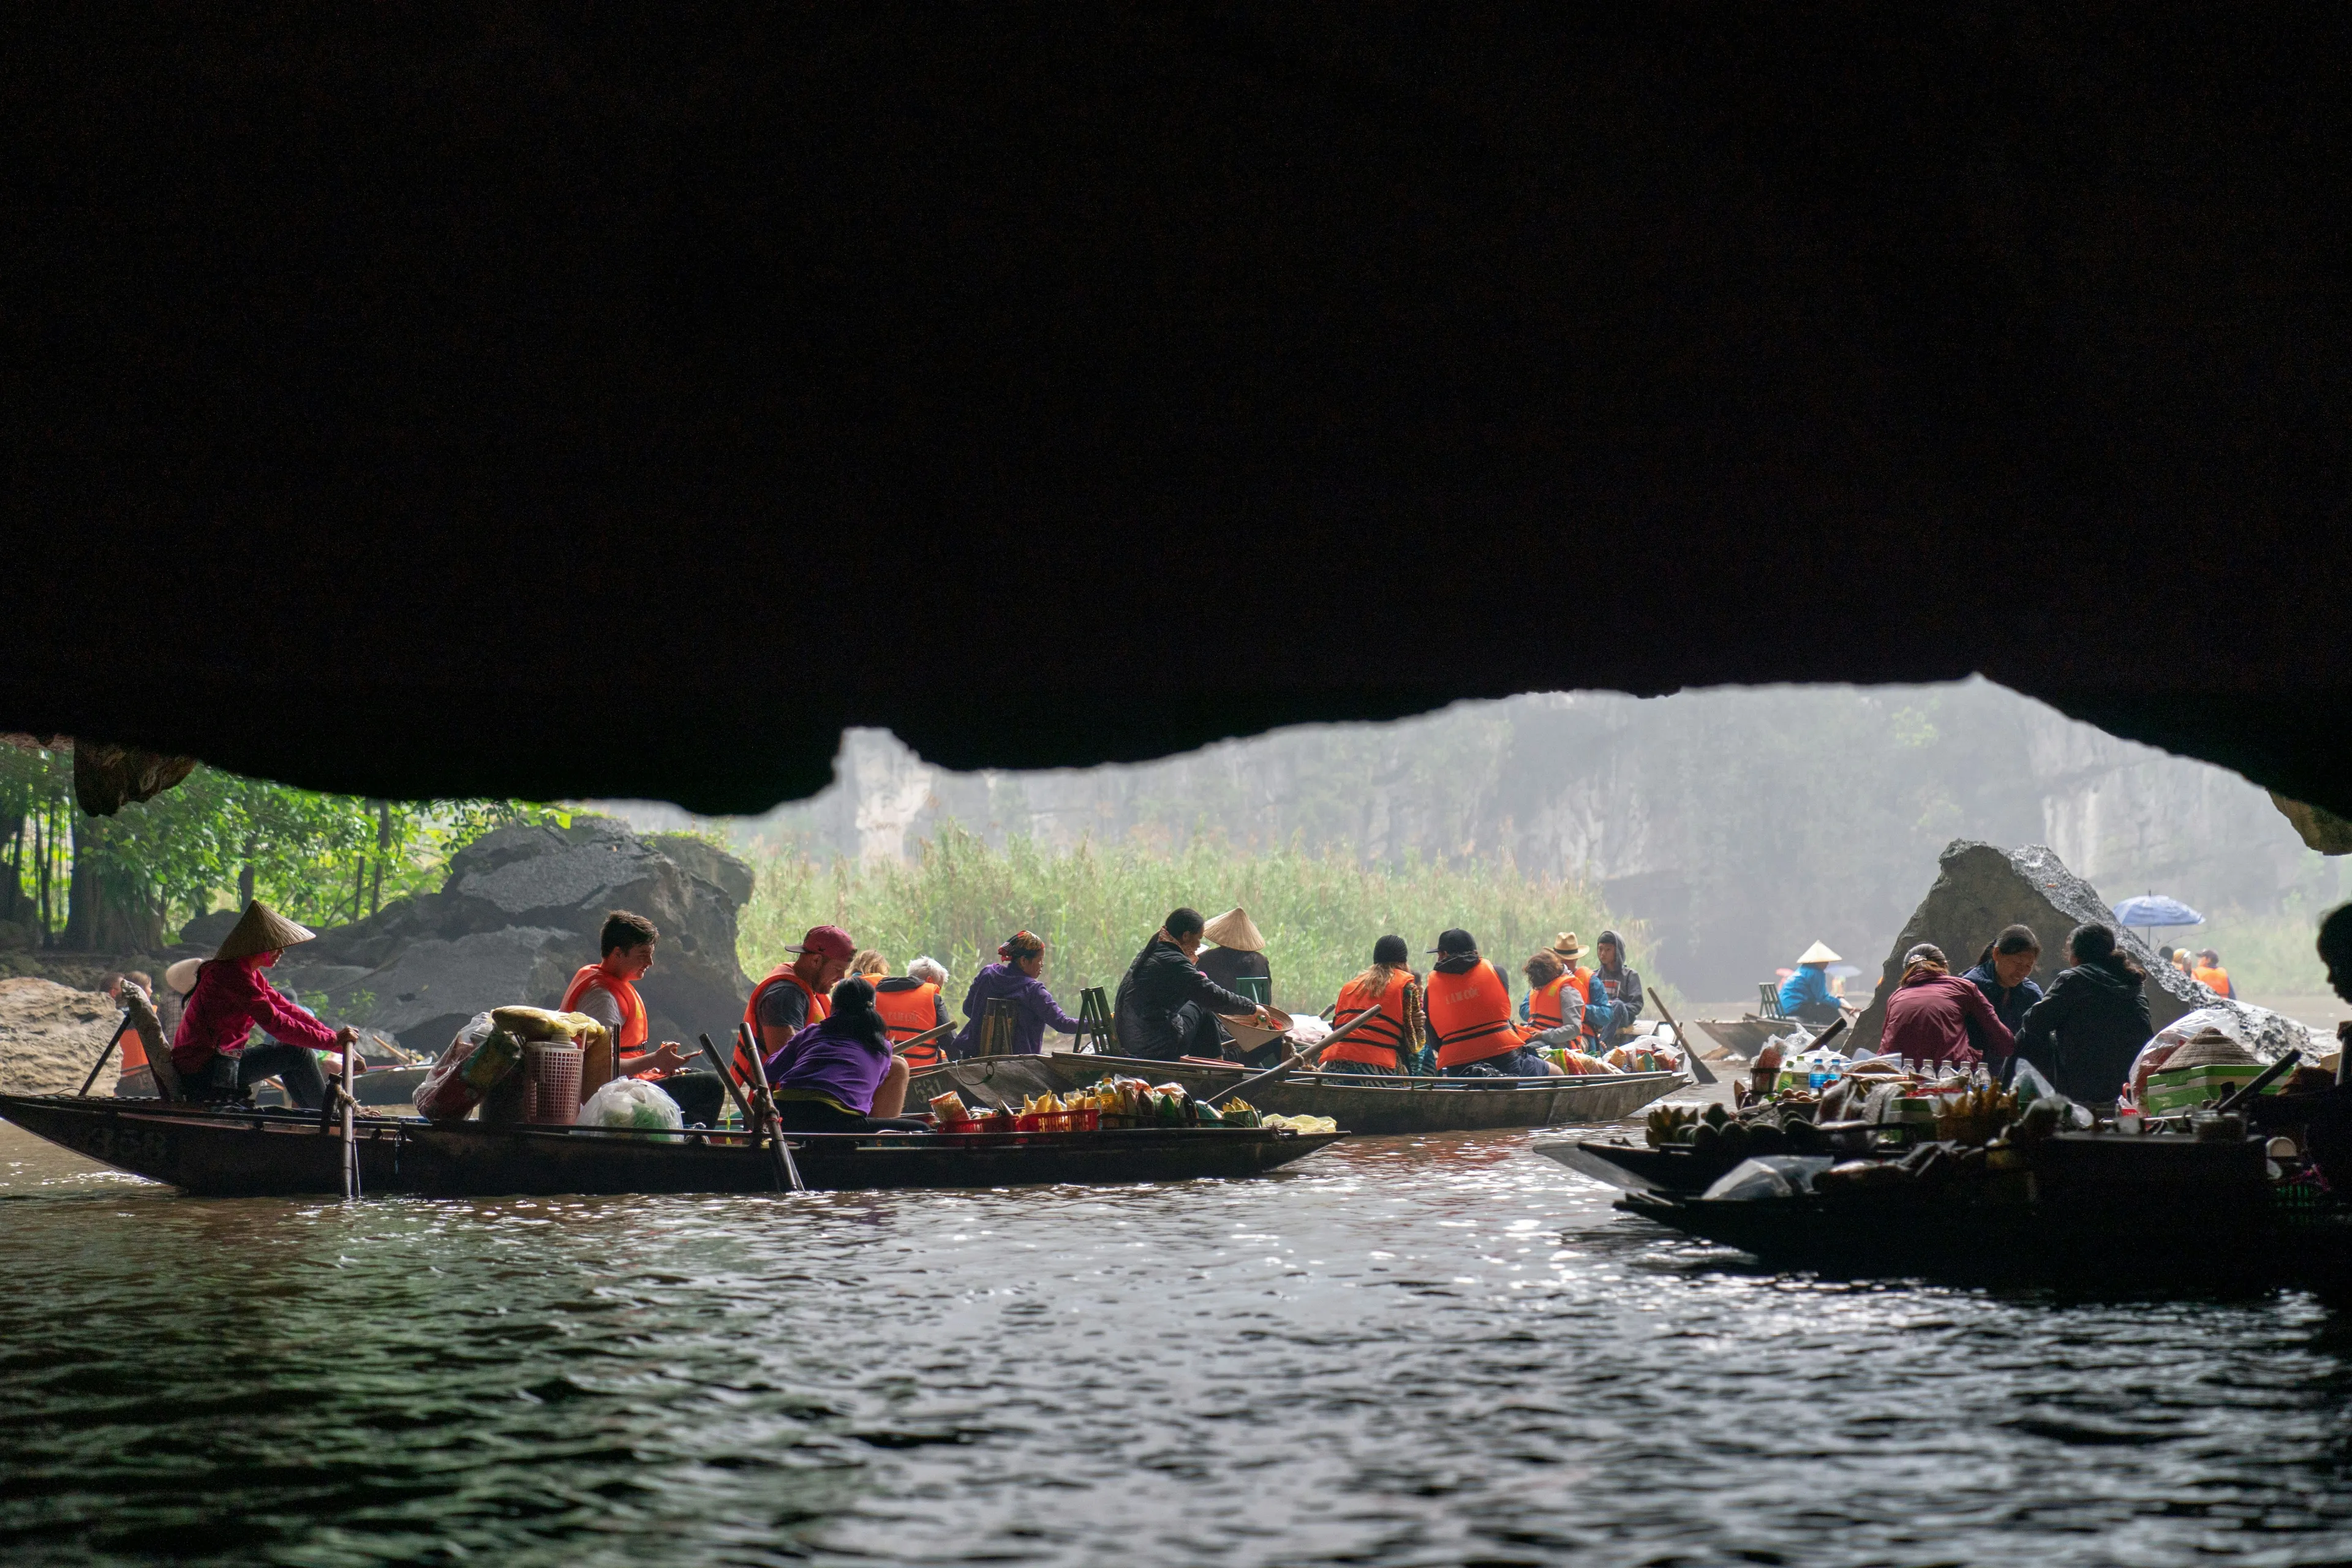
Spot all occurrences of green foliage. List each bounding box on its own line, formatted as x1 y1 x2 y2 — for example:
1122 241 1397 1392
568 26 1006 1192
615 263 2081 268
740 823 1643 1017
0 745 560 948
2171 908 2334 1003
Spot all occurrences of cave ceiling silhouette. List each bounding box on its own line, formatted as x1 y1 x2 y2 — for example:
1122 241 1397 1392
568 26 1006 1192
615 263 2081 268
5 7 2346 816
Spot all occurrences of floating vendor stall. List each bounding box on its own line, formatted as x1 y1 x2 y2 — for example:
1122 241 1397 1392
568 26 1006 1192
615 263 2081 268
1557 1042 2352 1294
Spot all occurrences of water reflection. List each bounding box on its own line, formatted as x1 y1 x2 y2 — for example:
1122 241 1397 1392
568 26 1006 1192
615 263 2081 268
4 1125 2352 1565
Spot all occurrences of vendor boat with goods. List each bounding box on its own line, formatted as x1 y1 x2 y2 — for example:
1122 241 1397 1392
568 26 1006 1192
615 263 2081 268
4 984 1341 1198
1553 1023 2352 1293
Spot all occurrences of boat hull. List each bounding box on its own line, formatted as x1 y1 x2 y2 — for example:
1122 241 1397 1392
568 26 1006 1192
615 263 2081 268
1537 1139 1744 1194
916 1052 1683 1134
0 1094 1344 1199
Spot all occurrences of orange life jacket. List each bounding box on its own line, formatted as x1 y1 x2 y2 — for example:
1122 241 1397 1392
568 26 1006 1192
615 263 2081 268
1325 970 1417 1069
1527 974 1570 1033
1426 959 1526 1069
1570 965 1604 1039
562 964 650 1056
118 1017 148 1073
2194 965 2233 999
741 965 827 1079
875 981 944 1068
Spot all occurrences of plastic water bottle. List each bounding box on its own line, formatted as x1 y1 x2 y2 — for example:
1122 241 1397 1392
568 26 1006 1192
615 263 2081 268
1809 1055 1829 1091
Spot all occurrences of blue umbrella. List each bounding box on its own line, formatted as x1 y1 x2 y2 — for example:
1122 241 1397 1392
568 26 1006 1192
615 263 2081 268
2112 894 2204 930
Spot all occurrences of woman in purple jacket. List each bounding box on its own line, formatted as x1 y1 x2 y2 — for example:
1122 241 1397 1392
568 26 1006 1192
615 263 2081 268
952 930 1088 1058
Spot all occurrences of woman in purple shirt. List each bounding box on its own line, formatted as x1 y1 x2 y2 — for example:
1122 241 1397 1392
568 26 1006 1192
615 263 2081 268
952 930 1088 1059
763 978 928 1132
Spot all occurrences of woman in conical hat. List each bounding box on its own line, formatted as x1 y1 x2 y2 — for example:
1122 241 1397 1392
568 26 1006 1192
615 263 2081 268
168 900 356 1109
1197 907 1273 1031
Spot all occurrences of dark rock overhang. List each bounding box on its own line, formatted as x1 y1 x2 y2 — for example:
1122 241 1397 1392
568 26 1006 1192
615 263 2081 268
4 8 2345 813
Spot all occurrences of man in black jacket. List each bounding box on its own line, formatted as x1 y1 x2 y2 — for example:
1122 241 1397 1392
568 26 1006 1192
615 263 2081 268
1115 907 1272 1061
2011 923 2152 1106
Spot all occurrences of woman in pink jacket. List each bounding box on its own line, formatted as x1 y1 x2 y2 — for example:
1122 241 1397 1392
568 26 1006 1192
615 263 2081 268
170 902 358 1108
1878 943 2014 1070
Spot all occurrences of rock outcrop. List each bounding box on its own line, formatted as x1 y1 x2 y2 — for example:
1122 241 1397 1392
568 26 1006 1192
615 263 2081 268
1847 841 2314 1060
0 978 120 1094
277 817 753 1055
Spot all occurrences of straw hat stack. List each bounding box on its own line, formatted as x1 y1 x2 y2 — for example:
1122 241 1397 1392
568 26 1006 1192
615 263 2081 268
2162 1028 2257 1070
213 901 318 960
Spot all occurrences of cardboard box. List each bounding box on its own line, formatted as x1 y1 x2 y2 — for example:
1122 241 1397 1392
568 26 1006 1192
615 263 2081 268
2141 1061 2271 1115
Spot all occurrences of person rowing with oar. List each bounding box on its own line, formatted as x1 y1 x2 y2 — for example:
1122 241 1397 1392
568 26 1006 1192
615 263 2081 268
170 901 360 1109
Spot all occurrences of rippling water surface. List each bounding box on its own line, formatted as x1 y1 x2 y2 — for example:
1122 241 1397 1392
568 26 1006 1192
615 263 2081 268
7 1120 2352 1566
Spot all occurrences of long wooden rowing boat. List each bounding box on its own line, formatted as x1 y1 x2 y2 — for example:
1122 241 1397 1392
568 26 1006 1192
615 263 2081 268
913 1050 1683 1134
0 1093 1343 1198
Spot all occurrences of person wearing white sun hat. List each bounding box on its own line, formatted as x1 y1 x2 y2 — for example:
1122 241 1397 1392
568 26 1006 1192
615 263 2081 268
1776 940 1847 1027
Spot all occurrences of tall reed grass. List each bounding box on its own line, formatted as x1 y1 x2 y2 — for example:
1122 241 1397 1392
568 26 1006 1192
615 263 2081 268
739 826 1639 1019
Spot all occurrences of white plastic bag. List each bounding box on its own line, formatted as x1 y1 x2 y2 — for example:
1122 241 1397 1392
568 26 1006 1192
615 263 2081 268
577 1077 684 1139
1286 1014 1332 1048
1702 1156 1836 1202
2009 1060 2058 1106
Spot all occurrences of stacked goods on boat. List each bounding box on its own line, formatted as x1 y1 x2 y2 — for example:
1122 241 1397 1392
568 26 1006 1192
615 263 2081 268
927 1080 1280 1133
1534 1023 1684 1077
415 1006 612 1125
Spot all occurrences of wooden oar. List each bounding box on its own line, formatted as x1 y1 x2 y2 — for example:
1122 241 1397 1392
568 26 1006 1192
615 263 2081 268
893 1022 956 1058
77 1013 135 1098
339 1033 361 1200
696 1033 758 1127
736 1022 806 1193
1643 990 1719 1087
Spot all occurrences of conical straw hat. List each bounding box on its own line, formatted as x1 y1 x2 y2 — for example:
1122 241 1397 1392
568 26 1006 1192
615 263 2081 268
2163 1028 2256 1069
213 900 317 960
164 957 203 995
1796 940 1841 965
1202 907 1265 952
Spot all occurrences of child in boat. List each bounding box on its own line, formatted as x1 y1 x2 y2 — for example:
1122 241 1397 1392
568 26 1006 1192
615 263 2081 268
763 978 928 1132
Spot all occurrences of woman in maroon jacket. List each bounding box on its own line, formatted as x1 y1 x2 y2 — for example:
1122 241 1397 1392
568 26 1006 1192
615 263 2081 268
1878 943 2013 1069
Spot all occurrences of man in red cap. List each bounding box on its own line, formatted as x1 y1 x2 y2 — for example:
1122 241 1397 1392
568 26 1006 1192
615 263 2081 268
740 925 856 1077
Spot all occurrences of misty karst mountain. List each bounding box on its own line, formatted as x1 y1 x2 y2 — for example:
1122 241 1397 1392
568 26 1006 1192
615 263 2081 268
623 680 2332 1000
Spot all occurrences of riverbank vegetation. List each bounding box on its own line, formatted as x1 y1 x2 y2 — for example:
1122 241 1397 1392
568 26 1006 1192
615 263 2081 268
739 824 1646 1016
0 743 554 951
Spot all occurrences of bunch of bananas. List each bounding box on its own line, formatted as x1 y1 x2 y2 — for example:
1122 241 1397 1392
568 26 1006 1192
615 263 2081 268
1934 1084 2016 1145
1645 1103 1715 1147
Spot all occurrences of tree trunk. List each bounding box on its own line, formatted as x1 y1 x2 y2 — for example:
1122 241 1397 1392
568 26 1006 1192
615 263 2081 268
370 801 390 915
0 810 22 926
238 842 256 910
63 812 102 951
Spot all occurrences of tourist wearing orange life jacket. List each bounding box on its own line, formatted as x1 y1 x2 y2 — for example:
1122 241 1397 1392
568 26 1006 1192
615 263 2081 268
560 910 729 1126
1520 935 1606 1048
1322 935 1426 1076
874 956 954 1068
2192 948 2234 1000
1425 928 1562 1078
743 924 854 1077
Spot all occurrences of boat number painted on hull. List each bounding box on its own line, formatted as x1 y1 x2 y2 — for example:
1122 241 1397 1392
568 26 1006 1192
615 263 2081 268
72 1123 172 1168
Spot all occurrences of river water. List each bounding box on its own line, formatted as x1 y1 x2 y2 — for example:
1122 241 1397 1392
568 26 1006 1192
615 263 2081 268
6 1120 2352 1567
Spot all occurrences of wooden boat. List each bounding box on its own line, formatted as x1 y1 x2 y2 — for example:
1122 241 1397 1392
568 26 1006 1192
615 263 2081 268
1538 1137 1747 1194
913 1050 1684 1135
1605 1131 2352 1292
0 1093 1344 1199
1689 1017 1780 1061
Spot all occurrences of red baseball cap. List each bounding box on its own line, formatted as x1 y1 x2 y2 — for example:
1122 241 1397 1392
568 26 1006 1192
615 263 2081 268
785 925 855 961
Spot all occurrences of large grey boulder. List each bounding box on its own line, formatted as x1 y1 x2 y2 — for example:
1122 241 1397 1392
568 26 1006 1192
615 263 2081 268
1848 841 2310 1060
278 816 753 1054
